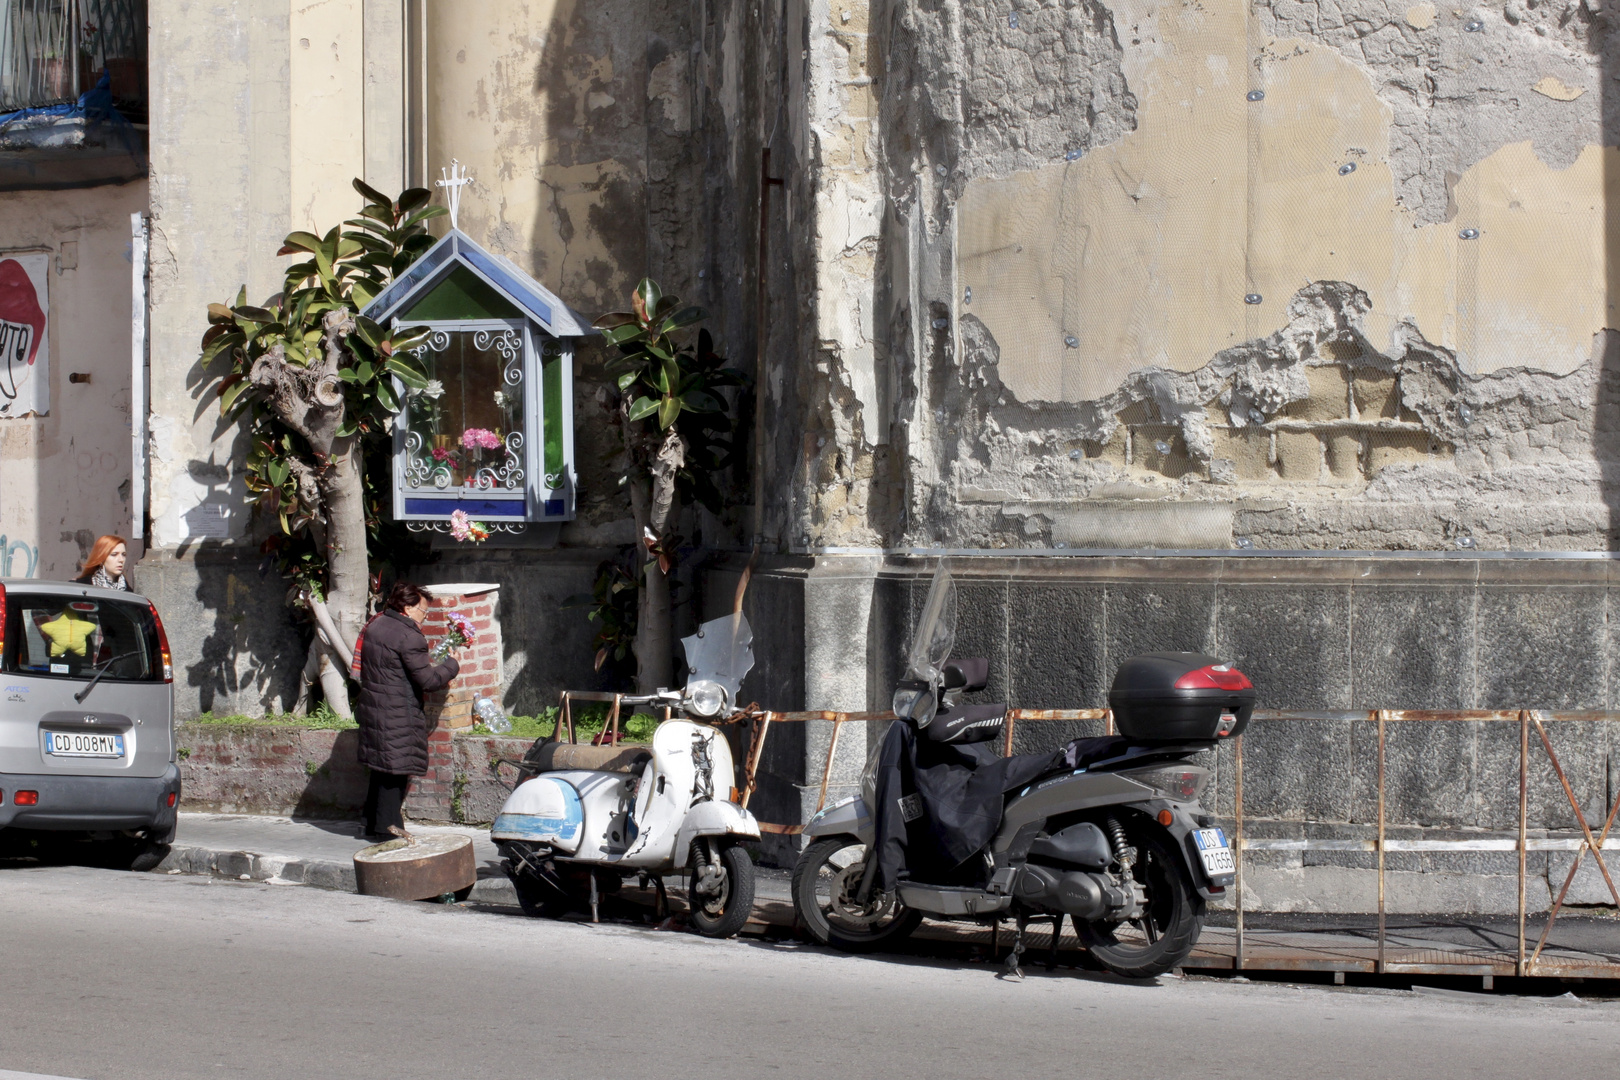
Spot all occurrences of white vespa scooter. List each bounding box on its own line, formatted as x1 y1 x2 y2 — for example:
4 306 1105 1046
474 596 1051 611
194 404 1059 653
492 613 760 937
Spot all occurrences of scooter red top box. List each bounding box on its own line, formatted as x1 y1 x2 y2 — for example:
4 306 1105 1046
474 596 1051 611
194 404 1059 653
1107 652 1255 742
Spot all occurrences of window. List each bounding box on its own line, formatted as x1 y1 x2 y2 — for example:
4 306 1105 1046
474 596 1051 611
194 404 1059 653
3 592 162 682
367 227 583 529
1 1 148 118
398 324 530 516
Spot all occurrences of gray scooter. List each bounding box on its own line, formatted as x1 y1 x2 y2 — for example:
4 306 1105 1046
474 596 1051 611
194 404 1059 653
789 562 1252 979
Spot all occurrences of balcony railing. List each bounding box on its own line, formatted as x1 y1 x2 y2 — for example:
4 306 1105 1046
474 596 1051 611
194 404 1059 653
0 0 146 119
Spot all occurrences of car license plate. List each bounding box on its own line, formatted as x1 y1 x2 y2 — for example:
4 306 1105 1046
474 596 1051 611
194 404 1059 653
45 731 126 758
1193 827 1235 876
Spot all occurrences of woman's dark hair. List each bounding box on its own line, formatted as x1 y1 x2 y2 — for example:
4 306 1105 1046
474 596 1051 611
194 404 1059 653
386 582 427 613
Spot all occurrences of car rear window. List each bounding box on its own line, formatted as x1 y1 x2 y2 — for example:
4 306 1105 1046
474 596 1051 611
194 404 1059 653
2 593 164 682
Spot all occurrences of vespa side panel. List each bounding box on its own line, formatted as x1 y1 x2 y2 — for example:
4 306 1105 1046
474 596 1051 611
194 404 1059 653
491 775 586 852
556 769 637 860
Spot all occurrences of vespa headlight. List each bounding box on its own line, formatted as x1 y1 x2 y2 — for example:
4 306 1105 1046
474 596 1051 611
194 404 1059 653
686 679 727 718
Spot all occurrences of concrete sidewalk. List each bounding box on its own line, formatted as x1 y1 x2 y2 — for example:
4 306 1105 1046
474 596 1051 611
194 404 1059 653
158 812 793 907
160 813 517 903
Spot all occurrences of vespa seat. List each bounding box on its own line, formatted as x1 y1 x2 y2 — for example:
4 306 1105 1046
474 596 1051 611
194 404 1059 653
520 739 651 775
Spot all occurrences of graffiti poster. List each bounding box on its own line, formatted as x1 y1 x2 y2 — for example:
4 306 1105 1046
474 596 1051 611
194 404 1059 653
0 254 49 418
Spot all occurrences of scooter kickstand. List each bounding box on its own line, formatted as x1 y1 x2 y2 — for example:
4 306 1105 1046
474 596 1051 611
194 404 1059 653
653 875 668 921
588 872 600 924
999 915 1029 981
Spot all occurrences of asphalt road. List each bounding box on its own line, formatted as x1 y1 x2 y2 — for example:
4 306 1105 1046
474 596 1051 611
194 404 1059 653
3 866 1619 1080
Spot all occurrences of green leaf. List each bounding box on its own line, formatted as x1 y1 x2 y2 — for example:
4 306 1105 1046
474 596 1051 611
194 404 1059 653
616 372 638 392
397 187 432 213
633 278 662 325
207 303 235 324
404 205 448 228
661 356 681 394
337 367 359 383
375 379 401 413
383 358 428 390
350 279 379 309
233 305 275 323
592 311 638 330
681 390 723 413
626 396 660 422
281 231 324 255
267 459 290 487
355 360 376 383
653 295 680 320
219 378 252 415
354 316 383 348
657 395 681 429
660 305 706 335
391 328 431 354
601 323 647 347
335 237 365 261
352 177 391 207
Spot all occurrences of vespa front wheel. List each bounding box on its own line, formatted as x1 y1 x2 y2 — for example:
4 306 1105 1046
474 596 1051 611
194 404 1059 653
687 840 755 938
791 837 921 953
1078 827 1204 979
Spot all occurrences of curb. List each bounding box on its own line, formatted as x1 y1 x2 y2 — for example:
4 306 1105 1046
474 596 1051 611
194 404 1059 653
155 844 519 905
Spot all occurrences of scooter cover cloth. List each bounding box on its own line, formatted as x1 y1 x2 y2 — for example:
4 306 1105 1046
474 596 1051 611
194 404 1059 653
870 721 1063 890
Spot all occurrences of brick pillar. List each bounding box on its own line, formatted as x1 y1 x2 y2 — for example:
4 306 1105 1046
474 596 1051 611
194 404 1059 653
418 583 502 731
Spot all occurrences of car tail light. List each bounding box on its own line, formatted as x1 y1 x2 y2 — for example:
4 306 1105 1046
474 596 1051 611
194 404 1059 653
1174 663 1252 691
15 790 38 806
0 580 7 655
147 601 173 682
166 791 177 808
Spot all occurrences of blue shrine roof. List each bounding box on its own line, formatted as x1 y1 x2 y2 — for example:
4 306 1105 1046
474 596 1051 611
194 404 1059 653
360 228 593 337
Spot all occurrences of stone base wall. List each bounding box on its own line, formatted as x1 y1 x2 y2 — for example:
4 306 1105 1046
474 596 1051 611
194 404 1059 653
176 722 535 825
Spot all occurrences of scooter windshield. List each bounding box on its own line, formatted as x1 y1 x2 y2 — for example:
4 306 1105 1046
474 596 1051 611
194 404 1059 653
905 560 957 684
681 612 755 703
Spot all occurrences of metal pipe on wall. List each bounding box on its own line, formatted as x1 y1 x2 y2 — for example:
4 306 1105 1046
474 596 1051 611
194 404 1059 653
129 211 149 542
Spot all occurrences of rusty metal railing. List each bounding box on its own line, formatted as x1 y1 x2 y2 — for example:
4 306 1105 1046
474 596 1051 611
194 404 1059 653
726 705 1620 978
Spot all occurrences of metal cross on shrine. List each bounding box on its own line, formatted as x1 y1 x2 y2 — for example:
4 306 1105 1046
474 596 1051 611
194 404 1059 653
436 160 473 229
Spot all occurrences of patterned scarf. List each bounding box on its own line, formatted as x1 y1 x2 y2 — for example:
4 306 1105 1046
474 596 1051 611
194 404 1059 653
90 566 129 591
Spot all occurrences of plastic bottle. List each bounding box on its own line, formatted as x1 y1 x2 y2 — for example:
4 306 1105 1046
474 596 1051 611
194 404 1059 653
474 695 511 733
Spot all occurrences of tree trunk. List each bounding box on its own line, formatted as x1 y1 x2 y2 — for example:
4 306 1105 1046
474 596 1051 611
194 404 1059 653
314 435 368 718
629 477 674 694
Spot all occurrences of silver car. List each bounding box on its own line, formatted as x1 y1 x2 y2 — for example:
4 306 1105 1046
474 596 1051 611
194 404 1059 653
1 578 180 870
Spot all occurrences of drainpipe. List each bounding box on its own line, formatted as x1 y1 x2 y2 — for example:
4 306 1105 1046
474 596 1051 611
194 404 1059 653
752 150 784 542
130 211 148 545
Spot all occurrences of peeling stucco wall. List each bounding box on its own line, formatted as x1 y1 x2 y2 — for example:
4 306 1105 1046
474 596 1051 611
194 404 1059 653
787 0 1620 552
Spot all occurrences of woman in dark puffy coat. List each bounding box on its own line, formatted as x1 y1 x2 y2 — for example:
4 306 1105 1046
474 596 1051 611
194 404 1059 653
354 581 461 840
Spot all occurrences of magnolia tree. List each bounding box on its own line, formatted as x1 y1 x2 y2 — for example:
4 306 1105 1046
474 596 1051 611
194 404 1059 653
198 180 444 716
592 280 743 693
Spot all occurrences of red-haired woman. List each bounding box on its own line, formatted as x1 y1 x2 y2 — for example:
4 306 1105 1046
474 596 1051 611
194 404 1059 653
74 535 134 592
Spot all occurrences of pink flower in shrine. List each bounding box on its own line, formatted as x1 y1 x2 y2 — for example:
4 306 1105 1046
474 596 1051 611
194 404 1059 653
460 427 502 451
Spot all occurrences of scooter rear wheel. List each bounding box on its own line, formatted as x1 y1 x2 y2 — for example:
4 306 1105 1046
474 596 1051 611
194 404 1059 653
792 837 922 953
1077 826 1204 979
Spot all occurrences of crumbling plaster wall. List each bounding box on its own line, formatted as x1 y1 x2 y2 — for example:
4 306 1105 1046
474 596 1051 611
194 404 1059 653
423 0 792 552
796 0 1620 551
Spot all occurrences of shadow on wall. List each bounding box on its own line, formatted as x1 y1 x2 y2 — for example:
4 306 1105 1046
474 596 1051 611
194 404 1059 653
292 730 369 819
139 544 306 718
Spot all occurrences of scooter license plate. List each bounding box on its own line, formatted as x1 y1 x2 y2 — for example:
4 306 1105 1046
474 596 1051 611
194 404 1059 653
1193 828 1235 876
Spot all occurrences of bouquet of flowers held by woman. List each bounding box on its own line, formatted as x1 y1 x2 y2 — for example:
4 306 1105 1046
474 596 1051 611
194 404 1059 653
431 610 477 662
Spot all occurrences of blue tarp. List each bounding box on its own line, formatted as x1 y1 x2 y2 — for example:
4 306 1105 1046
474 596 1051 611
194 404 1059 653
0 69 129 135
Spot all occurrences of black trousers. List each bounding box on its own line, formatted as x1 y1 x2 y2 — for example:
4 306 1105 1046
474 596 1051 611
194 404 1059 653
363 770 412 836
